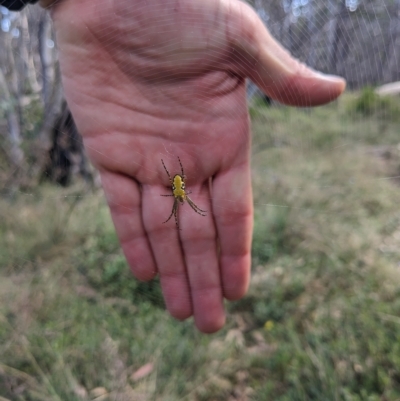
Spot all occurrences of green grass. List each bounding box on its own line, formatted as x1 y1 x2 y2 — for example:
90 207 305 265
245 94 400 400
1 92 400 400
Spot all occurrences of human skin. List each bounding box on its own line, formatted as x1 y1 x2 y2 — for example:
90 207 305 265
50 0 345 333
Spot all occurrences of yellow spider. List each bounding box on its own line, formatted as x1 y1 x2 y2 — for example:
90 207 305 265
161 157 206 230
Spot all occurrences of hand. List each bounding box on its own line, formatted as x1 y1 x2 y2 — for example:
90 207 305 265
51 0 345 333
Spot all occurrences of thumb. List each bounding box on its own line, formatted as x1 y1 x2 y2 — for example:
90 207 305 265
230 2 346 106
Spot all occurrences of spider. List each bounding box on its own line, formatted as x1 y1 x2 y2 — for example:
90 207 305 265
161 157 206 230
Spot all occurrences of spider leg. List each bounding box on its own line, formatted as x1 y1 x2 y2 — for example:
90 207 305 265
160 194 175 197
161 159 172 183
174 201 181 230
163 198 178 224
177 156 185 178
187 196 207 216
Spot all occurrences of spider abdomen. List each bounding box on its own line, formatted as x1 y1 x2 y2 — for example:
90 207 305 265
173 174 186 198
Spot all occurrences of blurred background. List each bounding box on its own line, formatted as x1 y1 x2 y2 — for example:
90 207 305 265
1 0 400 400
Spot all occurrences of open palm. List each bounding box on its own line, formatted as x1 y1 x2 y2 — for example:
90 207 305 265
51 0 345 332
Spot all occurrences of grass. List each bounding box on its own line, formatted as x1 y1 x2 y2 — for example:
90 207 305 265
1 92 400 399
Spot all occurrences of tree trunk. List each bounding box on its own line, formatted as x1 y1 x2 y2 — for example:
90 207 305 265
37 10 64 150
329 0 347 74
19 10 41 94
383 0 400 83
41 101 93 186
0 68 24 173
0 26 24 171
306 0 318 68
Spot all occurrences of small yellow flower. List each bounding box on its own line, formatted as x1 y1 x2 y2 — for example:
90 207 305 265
264 320 274 331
